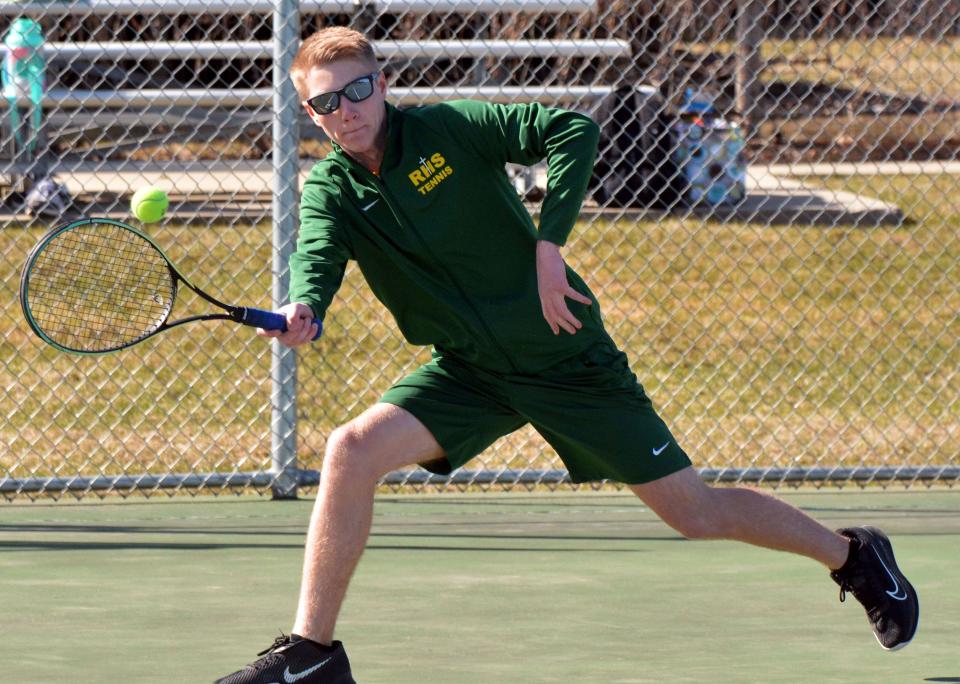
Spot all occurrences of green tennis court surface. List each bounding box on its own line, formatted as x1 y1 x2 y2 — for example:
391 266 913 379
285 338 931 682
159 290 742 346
2 490 957 683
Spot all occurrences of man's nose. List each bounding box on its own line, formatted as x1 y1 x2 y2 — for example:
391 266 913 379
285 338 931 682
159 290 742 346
338 97 360 119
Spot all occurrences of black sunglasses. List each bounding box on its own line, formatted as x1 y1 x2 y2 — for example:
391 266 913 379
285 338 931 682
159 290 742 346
305 72 379 115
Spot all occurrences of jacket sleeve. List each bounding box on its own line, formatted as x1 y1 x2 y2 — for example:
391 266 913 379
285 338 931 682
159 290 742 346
288 172 353 322
440 99 600 246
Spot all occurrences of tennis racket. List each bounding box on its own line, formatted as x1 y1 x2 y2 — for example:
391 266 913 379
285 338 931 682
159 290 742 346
19 217 321 354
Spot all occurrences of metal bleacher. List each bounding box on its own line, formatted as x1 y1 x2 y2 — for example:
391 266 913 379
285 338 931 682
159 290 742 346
1 0 622 213
4 0 621 109
40 40 626 107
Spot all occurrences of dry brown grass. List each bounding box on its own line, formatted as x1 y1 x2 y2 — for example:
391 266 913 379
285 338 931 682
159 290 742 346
2 173 957 496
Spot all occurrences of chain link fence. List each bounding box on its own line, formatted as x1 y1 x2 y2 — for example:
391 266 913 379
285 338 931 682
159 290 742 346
1 0 958 499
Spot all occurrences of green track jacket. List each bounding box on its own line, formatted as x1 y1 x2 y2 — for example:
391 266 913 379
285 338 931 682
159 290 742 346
289 99 605 374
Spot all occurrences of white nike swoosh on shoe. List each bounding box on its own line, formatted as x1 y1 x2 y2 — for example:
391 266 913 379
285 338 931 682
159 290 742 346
872 547 909 601
283 657 332 683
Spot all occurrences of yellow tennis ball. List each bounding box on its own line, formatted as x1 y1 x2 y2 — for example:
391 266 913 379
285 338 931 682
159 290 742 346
130 186 169 223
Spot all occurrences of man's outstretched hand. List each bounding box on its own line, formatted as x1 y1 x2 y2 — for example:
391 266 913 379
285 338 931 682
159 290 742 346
535 240 592 335
257 302 319 347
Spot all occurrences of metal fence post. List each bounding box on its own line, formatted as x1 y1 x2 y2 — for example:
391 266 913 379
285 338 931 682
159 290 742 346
736 0 764 138
270 0 300 500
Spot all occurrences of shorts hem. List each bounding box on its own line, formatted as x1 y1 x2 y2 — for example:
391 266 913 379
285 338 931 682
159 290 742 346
567 453 693 486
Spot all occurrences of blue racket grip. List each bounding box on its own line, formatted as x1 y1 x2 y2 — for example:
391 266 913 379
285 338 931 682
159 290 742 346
240 307 322 341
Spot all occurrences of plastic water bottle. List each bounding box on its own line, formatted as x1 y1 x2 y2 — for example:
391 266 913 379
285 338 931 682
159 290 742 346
673 88 746 206
3 18 46 159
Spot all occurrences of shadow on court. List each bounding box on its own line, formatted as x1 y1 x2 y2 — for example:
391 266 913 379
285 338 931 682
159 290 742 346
1 489 957 683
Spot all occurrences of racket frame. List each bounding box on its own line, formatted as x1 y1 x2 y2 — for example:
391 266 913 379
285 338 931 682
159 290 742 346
20 217 280 354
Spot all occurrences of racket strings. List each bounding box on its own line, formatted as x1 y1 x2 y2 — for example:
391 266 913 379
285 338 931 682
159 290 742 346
26 222 176 352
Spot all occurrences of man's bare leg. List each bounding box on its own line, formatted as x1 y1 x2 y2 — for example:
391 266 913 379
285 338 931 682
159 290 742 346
292 403 443 644
630 466 920 650
630 467 850 569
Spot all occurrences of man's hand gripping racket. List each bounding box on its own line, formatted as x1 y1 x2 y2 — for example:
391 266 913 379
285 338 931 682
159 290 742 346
257 302 319 348
19 217 322 354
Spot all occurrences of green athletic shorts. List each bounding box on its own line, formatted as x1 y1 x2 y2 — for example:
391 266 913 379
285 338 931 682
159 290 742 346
379 337 691 484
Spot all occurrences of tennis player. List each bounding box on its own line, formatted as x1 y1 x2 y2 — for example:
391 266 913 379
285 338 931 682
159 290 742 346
215 27 919 684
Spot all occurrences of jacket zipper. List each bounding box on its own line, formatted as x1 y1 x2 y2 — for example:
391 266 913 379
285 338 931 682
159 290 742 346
373 175 520 374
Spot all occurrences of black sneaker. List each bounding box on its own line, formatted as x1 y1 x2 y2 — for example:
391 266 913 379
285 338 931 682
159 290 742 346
214 634 356 684
830 526 919 650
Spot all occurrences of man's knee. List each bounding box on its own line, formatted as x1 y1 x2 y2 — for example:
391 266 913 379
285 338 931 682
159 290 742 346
323 422 380 483
631 470 727 540
320 404 444 488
